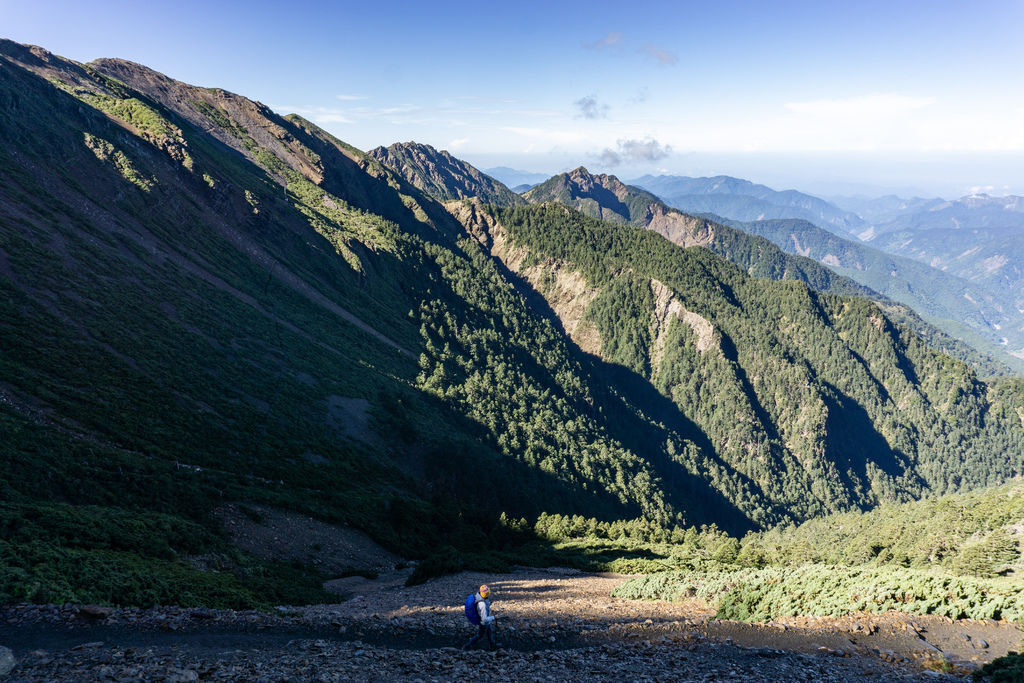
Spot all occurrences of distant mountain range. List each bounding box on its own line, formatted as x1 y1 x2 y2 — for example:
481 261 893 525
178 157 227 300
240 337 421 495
716 216 1024 373
619 174 1024 368
629 174 865 236
856 195 1024 312
827 194 946 226
483 166 550 189
521 166 1017 375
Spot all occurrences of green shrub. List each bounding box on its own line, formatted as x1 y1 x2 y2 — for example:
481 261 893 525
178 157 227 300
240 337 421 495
405 546 465 586
974 651 1024 682
613 565 1024 623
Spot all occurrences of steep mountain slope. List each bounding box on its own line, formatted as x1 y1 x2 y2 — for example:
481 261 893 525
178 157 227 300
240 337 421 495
524 168 1010 375
449 200 1024 520
523 168 867 294
848 194 1024 362
864 194 1024 296
715 217 1024 375
367 142 524 206
622 177 1023 371
0 42 738 603
630 174 865 235
527 169 901 290
2 40 1023 607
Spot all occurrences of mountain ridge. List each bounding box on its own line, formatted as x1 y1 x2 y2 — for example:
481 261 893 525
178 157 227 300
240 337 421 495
520 165 1013 375
630 173 865 235
368 141 524 207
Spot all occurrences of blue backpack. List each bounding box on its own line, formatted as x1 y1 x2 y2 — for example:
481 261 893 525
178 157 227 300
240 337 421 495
464 594 480 625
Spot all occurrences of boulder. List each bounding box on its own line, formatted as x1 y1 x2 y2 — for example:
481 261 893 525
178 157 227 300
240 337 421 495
0 646 15 676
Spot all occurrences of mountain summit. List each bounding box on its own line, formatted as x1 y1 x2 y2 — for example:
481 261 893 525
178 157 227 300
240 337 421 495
520 166 1011 375
368 141 524 206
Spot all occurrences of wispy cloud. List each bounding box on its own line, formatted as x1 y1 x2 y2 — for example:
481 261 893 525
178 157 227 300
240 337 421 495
628 87 649 105
639 45 677 66
451 95 520 104
598 137 673 166
335 94 369 101
599 148 622 165
278 99 560 130
786 93 936 119
574 95 609 120
585 31 622 50
620 138 672 161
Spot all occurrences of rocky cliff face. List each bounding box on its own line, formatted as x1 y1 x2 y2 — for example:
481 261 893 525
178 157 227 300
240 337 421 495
368 141 524 206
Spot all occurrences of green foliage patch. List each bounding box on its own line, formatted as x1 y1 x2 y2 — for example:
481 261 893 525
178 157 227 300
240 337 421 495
975 651 1024 682
613 565 1024 623
0 501 333 608
742 480 1024 578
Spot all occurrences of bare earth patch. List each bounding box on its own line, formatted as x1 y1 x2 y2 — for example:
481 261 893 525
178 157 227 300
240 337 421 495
216 504 400 574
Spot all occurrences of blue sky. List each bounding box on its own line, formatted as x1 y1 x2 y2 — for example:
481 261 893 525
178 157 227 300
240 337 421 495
4 0 1024 196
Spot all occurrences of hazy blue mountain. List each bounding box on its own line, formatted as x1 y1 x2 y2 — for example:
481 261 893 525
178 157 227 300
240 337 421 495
828 194 946 228
711 216 1024 374
484 166 551 189
634 176 1024 369
847 195 1024 361
630 174 865 235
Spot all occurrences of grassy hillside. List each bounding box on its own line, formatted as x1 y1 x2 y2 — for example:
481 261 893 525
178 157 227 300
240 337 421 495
613 480 1024 623
0 42 706 604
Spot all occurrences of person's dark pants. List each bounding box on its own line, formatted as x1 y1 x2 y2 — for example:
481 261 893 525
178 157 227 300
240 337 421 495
463 623 496 650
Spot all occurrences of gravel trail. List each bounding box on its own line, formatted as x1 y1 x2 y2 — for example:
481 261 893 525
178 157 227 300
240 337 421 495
2 568 1020 680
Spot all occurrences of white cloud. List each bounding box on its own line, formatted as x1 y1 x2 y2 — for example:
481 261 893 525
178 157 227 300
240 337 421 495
597 138 673 166
639 45 677 66
585 32 622 50
575 95 609 119
335 94 368 101
447 137 470 150
500 126 589 145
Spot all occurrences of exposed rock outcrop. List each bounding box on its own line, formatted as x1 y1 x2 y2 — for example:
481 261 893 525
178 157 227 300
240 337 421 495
650 279 717 374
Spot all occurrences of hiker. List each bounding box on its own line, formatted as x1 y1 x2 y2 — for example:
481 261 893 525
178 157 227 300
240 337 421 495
462 584 497 650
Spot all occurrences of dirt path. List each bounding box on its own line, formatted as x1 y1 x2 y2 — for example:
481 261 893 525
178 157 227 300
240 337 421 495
1 568 1020 680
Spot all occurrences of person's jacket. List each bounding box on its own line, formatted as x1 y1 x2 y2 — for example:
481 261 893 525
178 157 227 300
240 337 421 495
474 593 494 625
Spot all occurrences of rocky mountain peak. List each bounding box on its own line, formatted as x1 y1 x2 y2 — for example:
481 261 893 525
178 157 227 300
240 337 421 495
367 141 523 206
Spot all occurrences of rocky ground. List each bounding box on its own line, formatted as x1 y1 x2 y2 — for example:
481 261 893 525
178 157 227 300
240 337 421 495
2 567 1021 681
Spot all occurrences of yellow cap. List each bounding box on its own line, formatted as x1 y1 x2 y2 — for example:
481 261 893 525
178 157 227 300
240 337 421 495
479 584 490 597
